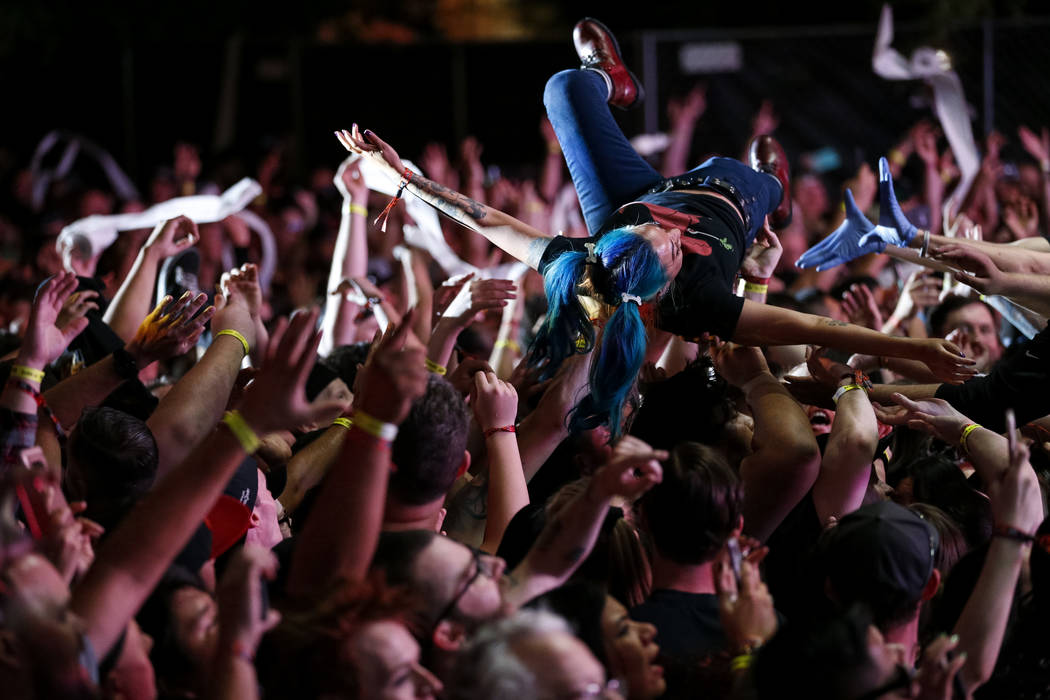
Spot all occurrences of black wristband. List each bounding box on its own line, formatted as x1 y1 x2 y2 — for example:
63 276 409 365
992 524 1036 543
112 347 139 380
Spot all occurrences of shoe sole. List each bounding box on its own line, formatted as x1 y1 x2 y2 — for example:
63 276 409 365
578 17 645 110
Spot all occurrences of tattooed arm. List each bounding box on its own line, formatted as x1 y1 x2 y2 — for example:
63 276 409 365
504 437 666 608
337 126 552 267
732 300 977 384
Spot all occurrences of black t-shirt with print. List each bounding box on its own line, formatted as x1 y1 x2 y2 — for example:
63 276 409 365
538 192 747 340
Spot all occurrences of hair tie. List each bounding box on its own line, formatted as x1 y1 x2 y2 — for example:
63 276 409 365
584 242 598 263
620 292 641 305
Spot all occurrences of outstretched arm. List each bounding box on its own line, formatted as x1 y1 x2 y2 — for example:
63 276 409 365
506 436 665 607
336 126 552 267
732 299 977 384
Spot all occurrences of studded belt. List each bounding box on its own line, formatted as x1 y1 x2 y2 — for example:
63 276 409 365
646 175 750 231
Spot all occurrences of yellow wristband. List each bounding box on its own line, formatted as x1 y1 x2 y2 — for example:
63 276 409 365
10 365 45 383
216 329 250 358
730 653 753 673
743 282 768 295
222 410 261 454
832 384 865 404
889 148 907 166
425 358 447 375
494 338 521 352
332 417 353 430
352 409 398 442
348 203 367 217
959 423 981 454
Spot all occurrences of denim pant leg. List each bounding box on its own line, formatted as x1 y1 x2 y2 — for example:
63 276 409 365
544 69 663 234
684 157 783 243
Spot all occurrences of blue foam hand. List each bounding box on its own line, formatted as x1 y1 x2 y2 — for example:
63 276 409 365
878 156 918 244
796 189 892 271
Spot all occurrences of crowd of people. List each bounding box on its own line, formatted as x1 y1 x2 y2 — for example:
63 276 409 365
0 16 1048 700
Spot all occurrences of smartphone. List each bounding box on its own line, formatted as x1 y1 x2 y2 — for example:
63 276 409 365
13 447 64 540
727 537 743 584
1006 408 1017 457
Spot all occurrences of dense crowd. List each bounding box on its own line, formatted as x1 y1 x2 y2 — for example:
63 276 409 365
0 16 1048 700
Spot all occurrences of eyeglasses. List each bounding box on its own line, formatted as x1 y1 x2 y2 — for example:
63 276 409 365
854 664 916 700
432 546 500 629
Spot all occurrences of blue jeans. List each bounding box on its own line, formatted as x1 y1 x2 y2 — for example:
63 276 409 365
543 69 782 243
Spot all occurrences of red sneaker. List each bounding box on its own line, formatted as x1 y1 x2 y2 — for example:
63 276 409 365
573 18 644 110
748 134 793 229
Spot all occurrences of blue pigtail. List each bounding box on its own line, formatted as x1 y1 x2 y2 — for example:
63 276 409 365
530 250 593 379
569 229 668 440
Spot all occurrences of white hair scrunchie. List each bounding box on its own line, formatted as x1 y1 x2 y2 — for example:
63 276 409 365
584 242 598 263
620 292 642 306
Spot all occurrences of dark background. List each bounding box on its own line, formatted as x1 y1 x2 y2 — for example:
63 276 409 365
3 0 1049 186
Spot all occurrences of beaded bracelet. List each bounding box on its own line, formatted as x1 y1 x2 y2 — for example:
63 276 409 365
221 410 262 454
216 329 250 358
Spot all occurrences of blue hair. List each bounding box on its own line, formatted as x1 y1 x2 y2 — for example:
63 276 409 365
530 227 668 441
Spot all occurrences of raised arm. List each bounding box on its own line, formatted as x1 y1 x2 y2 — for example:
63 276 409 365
806 349 878 525
104 216 198 342
288 311 428 597
715 343 821 541
506 436 665 607
146 276 257 476
321 158 370 356
471 371 528 554
71 309 344 658
336 126 552 267
732 299 976 384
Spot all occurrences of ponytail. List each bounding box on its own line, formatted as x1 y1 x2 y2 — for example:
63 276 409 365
530 249 593 379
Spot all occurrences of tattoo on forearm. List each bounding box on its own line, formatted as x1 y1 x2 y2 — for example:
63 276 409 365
821 318 849 327
410 175 487 222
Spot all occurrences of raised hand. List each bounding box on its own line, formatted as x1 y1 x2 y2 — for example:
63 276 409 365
931 244 1004 295
353 309 429 425
126 292 213 366
591 435 666 502
741 220 783 281
713 341 770 389
238 308 347 434
840 283 884 331
335 125 407 176
877 157 919 244
334 156 369 203
872 393 971 442
215 545 281 658
796 189 903 270
1018 125 1050 165
19 271 90 368
986 431 1044 536
914 337 979 384
212 278 257 354
144 215 198 260
806 346 854 388
715 555 778 654
56 290 99 334
471 371 518 431
438 278 516 331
